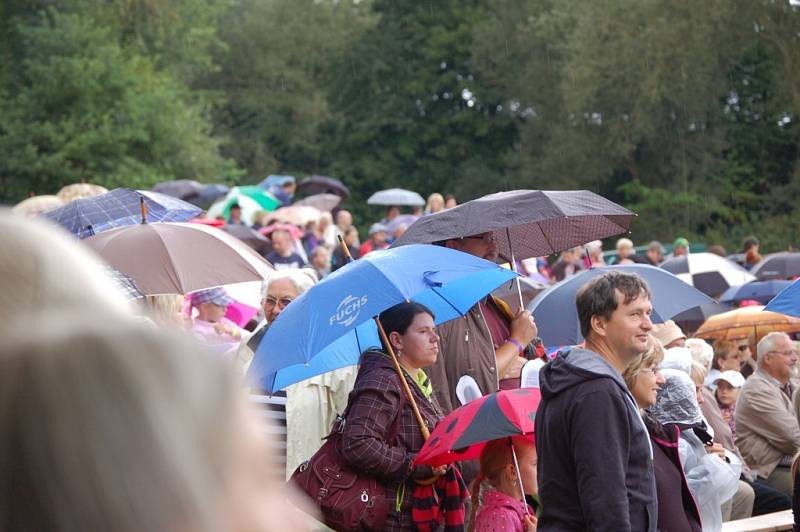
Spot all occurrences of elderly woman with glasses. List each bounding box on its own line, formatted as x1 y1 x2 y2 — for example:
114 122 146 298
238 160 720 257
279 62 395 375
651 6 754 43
622 336 704 532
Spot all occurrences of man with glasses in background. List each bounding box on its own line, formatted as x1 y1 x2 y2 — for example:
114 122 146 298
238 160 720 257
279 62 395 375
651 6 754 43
735 332 800 496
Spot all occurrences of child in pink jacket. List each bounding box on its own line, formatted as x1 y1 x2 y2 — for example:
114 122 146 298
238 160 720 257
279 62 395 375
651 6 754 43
470 437 538 532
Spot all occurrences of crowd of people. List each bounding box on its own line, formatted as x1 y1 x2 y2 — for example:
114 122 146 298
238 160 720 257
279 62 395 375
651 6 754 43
4 181 800 532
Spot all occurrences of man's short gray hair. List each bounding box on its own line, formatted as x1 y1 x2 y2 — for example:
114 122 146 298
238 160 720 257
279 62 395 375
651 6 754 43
757 332 791 365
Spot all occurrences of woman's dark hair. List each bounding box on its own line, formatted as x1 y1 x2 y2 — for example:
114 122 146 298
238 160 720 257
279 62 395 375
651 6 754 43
377 301 435 352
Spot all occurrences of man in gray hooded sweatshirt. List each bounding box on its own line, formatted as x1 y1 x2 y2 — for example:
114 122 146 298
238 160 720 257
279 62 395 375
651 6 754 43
535 271 657 531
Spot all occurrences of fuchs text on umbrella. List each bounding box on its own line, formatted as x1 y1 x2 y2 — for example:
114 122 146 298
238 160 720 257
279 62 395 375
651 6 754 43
330 295 369 327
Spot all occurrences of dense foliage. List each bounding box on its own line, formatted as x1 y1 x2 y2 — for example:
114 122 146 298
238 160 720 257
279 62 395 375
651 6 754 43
1 0 798 250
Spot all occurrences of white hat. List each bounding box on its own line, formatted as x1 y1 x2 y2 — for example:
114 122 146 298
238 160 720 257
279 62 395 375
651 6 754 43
714 370 745 388
662 347 693 376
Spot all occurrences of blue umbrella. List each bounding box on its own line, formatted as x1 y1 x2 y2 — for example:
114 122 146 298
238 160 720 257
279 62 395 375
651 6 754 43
720 280 792 305
765 278 800 317
248 244 518 393
528 264 715 347
40 188 202 239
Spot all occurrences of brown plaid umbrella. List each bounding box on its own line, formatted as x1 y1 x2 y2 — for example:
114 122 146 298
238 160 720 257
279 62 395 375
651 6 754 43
392 189 635 262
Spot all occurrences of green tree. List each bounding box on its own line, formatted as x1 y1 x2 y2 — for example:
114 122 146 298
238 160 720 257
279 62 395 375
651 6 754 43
0 8 237 202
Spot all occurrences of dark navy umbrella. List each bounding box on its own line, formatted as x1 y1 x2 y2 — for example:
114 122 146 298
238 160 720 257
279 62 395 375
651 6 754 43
720 280 792 305
297 175 350 198
528 264 715 347
40 188 202 239
751 252 800 281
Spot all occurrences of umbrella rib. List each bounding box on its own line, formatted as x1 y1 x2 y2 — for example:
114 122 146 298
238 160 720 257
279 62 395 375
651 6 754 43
430 286 465 317
538 221 557 255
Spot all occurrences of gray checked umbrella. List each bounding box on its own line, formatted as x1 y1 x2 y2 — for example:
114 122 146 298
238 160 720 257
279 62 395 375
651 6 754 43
392 189 635 263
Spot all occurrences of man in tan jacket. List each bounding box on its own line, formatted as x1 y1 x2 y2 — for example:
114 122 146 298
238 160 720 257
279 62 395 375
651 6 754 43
735 331 800 495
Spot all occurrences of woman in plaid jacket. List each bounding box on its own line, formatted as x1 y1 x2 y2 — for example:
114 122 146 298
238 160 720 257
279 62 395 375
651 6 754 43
340 302 449 530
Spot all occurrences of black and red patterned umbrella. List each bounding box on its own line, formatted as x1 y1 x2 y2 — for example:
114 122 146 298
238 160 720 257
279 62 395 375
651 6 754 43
392 189 634 263
414 388 541 468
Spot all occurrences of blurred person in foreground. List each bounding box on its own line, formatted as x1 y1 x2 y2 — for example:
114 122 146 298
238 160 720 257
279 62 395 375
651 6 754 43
0 316 308 532
536 271 656 531
735 332 800 496
622 337 702 532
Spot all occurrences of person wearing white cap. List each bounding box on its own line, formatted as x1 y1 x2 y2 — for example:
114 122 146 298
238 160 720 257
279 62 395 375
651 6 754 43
358 222 389 257
714 371 746 439
651 320 687 350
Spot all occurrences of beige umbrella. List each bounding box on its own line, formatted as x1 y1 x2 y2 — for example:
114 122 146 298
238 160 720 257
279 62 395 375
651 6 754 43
12 195 65 217
83 222 275 295
57 183 109 203
694 305 800 342
269 205 321 226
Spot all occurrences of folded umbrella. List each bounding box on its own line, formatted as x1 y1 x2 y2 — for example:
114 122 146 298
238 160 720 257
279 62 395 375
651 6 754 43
83 222 274 295
367 188 425 207
247 244 518 393
528 264 715 347
659 253 755 297
41 188 202 239
297 175 350 198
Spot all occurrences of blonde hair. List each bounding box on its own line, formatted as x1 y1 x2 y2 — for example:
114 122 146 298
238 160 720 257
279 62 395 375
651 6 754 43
0 315 241 531
689 360 708 387
143 294 185 328
426 193 445 213
623 336 665 390
468 437 531 532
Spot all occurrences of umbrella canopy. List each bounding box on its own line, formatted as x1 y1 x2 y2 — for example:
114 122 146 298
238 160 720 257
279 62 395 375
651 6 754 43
83 222 275 295
40 188 202 239
414 388 541 467
751 252 800 281
151 179 204 201
765 278 800 318
493 276 548 314
12 195 65 217
719 280 792 305
367 188 425 207
528 264 715 347
297 175 350 198
221 224 271 254
104 267 145 300
672 302 733 336
270 205 321 227
207 186 280 225
57 183 109 202
694 305 800 342
660 253 755 297
392 190 635 262
247 244 518 393
294 193 342 212
386 214 419 235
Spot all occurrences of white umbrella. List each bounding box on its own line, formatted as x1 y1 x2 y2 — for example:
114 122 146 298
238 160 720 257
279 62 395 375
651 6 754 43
367 188 425 207
660 252 755 297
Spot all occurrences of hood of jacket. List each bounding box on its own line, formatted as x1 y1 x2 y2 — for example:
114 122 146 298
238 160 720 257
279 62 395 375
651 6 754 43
539 346 630 399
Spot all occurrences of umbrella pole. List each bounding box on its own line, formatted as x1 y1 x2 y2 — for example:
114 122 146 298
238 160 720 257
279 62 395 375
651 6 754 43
139 197 148 224
375 317 430 440
505 227 525 311
508 437 530 515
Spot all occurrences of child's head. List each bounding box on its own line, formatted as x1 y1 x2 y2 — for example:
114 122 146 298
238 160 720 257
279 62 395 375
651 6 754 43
714 370 745 406
469 436 536 531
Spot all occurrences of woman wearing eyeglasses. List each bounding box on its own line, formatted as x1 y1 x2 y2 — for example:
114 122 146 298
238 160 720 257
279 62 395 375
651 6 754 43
622 337 703 532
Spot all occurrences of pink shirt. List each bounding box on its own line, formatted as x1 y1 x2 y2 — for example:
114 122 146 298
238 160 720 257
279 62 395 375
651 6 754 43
191 317 243 359
474 490 533 532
